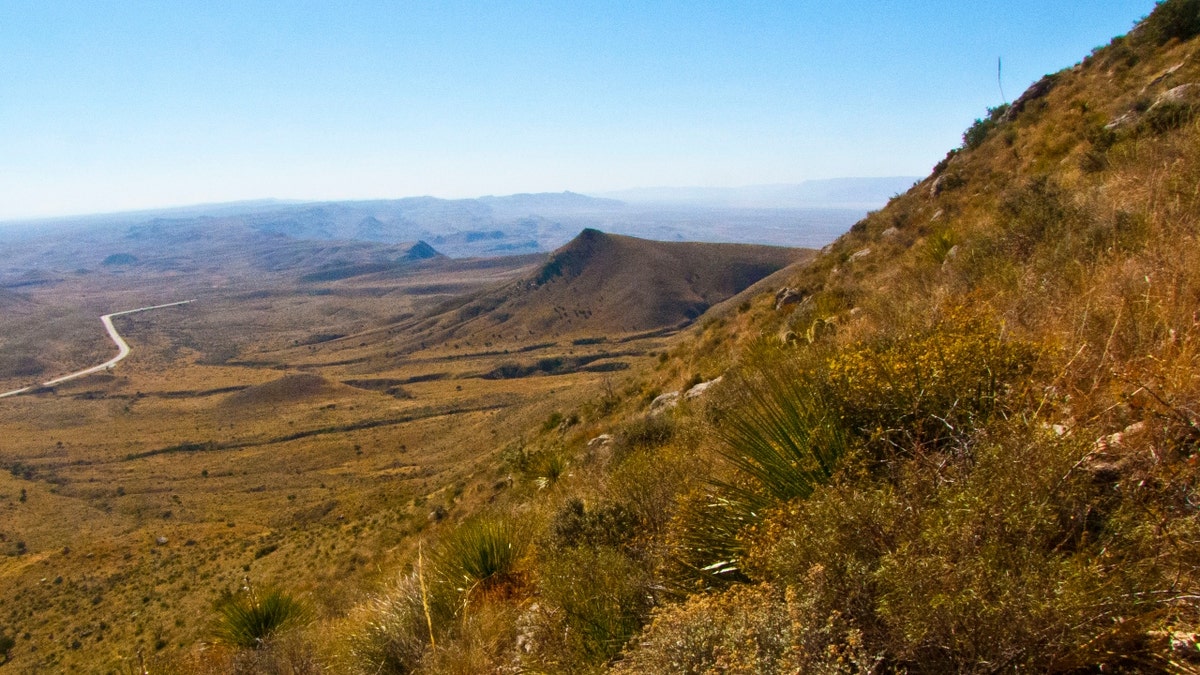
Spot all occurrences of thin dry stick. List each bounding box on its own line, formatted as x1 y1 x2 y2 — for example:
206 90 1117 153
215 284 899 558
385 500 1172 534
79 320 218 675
1089 305 1123 395
418 541 436 649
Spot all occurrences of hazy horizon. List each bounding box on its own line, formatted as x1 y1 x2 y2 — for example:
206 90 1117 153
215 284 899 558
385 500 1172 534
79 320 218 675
0 177 919 226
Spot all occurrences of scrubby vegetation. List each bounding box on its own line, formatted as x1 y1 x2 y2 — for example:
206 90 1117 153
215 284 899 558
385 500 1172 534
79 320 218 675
5 2 1200 672
329 2 1200 672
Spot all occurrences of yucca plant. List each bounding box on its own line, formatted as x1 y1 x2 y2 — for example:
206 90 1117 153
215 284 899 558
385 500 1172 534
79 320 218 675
677 350 849 584
435 516 527 598
213 583 311 649
713 361 847 505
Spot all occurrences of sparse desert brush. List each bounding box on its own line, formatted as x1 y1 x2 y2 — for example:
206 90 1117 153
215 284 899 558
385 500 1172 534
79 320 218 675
530 546 653 668
737 419 1199 672
612 582 879 674
611 412 675 461
548 497 641 551
348 572 438 674
607 440 711 535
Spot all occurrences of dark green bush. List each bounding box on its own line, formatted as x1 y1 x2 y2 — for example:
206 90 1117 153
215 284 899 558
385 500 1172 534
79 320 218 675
962 104 1011 150
549 498 642 551
1140 0 1200 45
612 413 674 460
1140 100 1198 134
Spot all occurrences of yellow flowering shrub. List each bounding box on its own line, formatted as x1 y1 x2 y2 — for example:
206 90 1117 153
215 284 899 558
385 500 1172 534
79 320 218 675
826 309 1038 451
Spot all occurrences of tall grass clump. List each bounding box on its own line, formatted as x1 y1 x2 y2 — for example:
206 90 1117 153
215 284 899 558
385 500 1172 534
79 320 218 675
350 572 439 674
532 546 653 668
212 585 311 650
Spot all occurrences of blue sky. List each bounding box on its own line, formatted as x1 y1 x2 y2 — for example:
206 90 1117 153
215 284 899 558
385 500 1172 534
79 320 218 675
0 1 1157 219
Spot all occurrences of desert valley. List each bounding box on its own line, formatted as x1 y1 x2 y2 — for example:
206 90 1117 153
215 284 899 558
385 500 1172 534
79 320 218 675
5 1 1200 673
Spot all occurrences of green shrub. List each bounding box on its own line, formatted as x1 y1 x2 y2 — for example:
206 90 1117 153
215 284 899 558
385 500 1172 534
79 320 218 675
962 104 1010 150
739 421 1189 672
549 498 641 551
674 350 849 584
212 585 311 650
612 413 674 460
434 516 526 596
1140 100 1198 134
541 411 564 433
1140 0 1200 45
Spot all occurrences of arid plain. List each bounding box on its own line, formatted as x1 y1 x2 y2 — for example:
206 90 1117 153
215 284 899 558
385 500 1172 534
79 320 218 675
0 214 806 671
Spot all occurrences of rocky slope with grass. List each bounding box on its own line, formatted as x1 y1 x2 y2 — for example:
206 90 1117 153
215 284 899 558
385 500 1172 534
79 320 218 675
143 2 1200 672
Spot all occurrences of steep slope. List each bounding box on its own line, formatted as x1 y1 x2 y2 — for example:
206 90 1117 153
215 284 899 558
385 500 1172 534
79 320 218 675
409 228 809 341
332 5 1200 674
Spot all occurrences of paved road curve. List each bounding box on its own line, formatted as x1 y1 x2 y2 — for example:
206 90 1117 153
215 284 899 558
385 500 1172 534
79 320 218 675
0 300 195 399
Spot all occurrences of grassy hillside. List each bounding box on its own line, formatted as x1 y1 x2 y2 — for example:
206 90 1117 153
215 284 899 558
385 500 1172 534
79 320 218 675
269 3 1200 673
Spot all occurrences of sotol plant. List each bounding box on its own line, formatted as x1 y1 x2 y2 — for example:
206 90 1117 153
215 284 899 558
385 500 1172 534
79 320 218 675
212 584 311 650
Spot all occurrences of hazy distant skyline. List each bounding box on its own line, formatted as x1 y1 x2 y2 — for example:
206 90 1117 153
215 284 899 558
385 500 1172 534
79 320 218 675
1 1 1156 220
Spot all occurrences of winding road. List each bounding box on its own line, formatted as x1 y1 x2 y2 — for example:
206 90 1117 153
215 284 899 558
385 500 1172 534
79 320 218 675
0 300 195 399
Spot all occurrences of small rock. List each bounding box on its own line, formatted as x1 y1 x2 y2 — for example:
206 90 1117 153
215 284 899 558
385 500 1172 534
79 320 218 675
1144 62 1185 91
649 391 680 414
1092 421 1147 453
775 288 804 310
1155 83 1198 105
1105 111 1138 131
155 536 168 546
881 227 900 239
848 248 871 262
587 434 613 450
930 176 945 197
685 377 723 400
1087 460 1125 484
1168 631 1200 661
1002 73 1059 122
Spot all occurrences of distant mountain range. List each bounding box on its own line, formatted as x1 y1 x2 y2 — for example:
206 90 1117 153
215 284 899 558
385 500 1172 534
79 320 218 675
0 179 914 257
